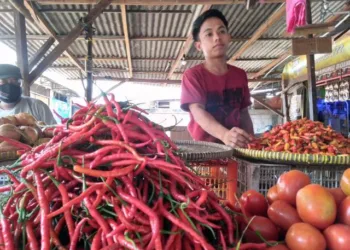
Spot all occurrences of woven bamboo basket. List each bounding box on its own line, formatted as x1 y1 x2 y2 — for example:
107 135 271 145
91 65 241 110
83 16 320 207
233 148 350 166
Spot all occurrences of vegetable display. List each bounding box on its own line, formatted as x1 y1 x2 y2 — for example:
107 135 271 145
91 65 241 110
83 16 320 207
0 113 52 153
233 168 350 250
248 118 350 155
0 95 285 250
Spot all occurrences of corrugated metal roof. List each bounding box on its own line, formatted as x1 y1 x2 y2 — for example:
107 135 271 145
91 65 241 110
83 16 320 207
132 60 171 72
240 40 291 58
127 5 197 38
232 60 276 73
0 1 348 88
213 3 282 37
130 40 182 59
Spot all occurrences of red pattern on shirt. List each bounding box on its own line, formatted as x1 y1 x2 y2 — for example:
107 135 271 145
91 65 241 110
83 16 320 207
180 64 251 142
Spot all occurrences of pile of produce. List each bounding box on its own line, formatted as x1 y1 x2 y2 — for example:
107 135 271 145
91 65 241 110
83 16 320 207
0 94 287 250
0 113 52 152
248 118 350 155
231 169 350 250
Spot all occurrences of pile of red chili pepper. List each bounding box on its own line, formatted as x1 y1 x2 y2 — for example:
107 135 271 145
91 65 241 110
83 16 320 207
248 118 350 155
0 94 275 250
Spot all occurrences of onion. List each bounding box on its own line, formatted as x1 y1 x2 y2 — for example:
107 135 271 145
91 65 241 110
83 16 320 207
0 117 13 126
6 115 19 126
14 113 37 126
0 124 21 142
20 126 39 145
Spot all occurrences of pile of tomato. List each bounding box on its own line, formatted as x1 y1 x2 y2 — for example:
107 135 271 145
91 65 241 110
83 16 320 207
230 168 350 250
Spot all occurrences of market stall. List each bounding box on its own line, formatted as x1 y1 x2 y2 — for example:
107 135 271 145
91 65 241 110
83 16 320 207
0 96 348 250
281 35 350 137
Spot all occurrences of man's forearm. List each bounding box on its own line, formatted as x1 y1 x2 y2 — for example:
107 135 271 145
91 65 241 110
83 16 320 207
240 109 254 135
190 107 228 142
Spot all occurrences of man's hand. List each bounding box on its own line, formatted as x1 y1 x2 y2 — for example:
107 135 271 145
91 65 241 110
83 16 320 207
222 127 252 148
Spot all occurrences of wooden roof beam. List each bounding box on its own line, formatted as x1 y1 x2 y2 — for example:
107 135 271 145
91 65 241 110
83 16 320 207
121 4 133 78
57 55 279 62
97 77 183 84
31 0 286 5
228 4 286 64
39 8 193 14
28 37 55 71
28 0 112 84
167 4 212 80
0 34 295 42
23 0 86 73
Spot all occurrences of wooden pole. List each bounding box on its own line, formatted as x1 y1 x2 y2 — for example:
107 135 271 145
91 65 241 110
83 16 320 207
281 79 289 122
120 5 133 78
14 0 30 96
305 0 318 121
86 15 93 102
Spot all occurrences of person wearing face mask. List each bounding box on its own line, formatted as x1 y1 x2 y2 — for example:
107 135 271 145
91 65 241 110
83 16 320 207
0 64 56 125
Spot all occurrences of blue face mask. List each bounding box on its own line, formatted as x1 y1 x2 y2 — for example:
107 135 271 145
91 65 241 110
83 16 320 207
0 83 22 103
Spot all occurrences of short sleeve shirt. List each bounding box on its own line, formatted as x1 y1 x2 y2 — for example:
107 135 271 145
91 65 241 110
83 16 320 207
180 64 251 142
0 96 57 125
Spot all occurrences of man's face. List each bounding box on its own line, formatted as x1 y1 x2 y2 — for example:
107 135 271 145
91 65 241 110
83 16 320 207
0 77 21 86
195 17 231 59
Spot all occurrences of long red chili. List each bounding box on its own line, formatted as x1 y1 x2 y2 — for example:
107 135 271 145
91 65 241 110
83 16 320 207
84 198 113 245
0 209 15 250
91 228 103 250
26 221 39 250
159 198 214 250
47 183 103 219
0 135 31 151
73 164 136 178
116 188 162 250
34 172 51 250
208 198 234 245
69 218 89 250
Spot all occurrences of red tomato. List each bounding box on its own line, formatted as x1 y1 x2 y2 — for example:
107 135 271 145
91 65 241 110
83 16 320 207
277 170 310 206
324 224 350 250
338 196 350 226
296 184 336 229
286 223 326 250
267 200 302 231
268 244 290 250
240 190 268 216
267 185 279 205
241 216 279 243
340 168 350 196
327 188 346 206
